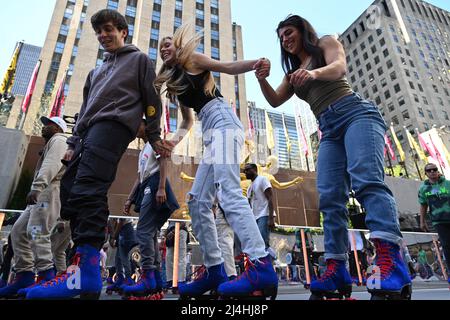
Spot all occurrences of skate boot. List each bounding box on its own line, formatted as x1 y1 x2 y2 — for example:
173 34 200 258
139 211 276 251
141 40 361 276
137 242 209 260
367 239 412 300
106 274 126 296
179 263 228 300
26 245 102 300
218 255 279 300
309 259 353 300
17 268 56 298
122 270 156 300
0 271 35 299
149 270 165 300
117 276 135 295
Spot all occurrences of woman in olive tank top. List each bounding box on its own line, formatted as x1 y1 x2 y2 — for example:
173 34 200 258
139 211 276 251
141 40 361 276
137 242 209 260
153 25 278 299
255 15 412 300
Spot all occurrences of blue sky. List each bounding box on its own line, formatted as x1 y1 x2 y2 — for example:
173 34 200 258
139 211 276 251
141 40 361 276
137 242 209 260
1 0 449 114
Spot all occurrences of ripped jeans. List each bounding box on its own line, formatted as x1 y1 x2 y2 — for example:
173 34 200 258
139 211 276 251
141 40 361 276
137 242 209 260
188 98 267 268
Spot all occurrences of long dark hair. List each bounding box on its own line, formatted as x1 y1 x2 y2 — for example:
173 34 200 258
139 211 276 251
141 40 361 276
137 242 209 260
276 15 325 75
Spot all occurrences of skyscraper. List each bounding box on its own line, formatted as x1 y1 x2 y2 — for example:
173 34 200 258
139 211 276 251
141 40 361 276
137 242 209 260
248 103 303 171
10 43 42 97
339 0 450 160
19 0 248 143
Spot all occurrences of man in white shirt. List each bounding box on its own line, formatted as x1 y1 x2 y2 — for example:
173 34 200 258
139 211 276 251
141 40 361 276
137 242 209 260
244 164 275 249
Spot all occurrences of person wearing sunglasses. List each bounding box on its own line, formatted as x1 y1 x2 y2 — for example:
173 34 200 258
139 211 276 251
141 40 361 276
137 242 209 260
418 163 450 287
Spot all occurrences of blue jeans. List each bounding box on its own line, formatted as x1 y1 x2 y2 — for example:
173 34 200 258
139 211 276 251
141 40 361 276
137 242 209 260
188 98 267 268
317 93 402 261
116 222 137 278
136 172 179 270
256 216 270 249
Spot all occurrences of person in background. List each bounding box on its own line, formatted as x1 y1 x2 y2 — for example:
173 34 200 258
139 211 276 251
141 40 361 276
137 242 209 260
0 117 67 299
418 163 450 286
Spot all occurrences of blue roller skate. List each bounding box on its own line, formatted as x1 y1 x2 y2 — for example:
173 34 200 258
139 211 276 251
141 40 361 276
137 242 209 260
26 245 102 300
17 268 56 298
179 263 228 300
0 271 35 299
218 255 278 300
309 259 353 300
367 239 412 300
122 270 156 300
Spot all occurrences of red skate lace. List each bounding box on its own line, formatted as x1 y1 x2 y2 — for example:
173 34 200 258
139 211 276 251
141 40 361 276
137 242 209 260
319 259 339 282
232 254 258 285
191 266 207 281
42 254 81 287
375 241 394 279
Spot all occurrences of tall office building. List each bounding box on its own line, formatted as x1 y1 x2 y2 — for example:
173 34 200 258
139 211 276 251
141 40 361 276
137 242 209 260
10 43 42 96
339 0 450 161
19 0 249 145
248 103 303 171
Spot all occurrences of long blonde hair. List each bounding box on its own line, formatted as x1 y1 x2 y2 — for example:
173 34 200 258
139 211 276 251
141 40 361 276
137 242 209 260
154 24 217 103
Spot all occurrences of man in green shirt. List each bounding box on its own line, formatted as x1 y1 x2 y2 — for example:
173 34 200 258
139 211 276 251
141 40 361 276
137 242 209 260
418 163 450 286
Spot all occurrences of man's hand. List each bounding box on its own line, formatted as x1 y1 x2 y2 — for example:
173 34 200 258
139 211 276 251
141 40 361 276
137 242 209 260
109 238 117 248
254 58 271 80
288 69 317 87
123 199 132 216
156 188 167 206
26 190 41 205
268 217 276 231
153 140 175 158
63 149 74 162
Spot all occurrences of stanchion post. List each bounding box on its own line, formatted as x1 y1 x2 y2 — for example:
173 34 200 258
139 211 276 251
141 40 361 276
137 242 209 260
432 236 448 281
350 231 363 286
172 222 181 288
300 229 311 286
0 213 4 230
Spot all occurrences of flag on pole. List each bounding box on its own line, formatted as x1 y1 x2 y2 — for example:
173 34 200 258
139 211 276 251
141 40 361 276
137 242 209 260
299 118 309 157
1 42 22 95
264 110 275 150
384 134 396 161
49 69 68 118
417 129 437 161
429 134 446 169
282 113 292 154
21 60 41 114
390 124 405 162
404 127 427 162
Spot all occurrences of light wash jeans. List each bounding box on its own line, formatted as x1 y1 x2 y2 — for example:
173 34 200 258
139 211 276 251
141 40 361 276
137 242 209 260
317 93 402 261
215 206 237 277
188 98 267 268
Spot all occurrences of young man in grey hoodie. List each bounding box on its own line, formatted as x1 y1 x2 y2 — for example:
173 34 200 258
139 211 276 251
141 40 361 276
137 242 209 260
26 9 172 300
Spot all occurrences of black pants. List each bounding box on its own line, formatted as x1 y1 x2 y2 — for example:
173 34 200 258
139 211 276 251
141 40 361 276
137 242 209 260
435 223 450 274
0 235 13 281
60 121 133 250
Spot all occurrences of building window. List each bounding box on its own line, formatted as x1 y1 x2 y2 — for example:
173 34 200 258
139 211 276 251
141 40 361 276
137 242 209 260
398 96 405 106
390 71 397 81
385 90 391 99
427 110 434 119
392 116 399 125
388 102 395 112
418 107 424 117
394 84 401 93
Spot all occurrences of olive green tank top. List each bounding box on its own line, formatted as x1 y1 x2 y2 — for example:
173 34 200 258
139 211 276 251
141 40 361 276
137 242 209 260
293 61 353 118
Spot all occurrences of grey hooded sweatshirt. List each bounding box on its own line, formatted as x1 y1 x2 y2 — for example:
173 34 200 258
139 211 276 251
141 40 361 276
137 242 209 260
68 44 161 148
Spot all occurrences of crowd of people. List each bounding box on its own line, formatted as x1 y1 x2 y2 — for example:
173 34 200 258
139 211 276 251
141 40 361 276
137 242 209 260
0 9 448 301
